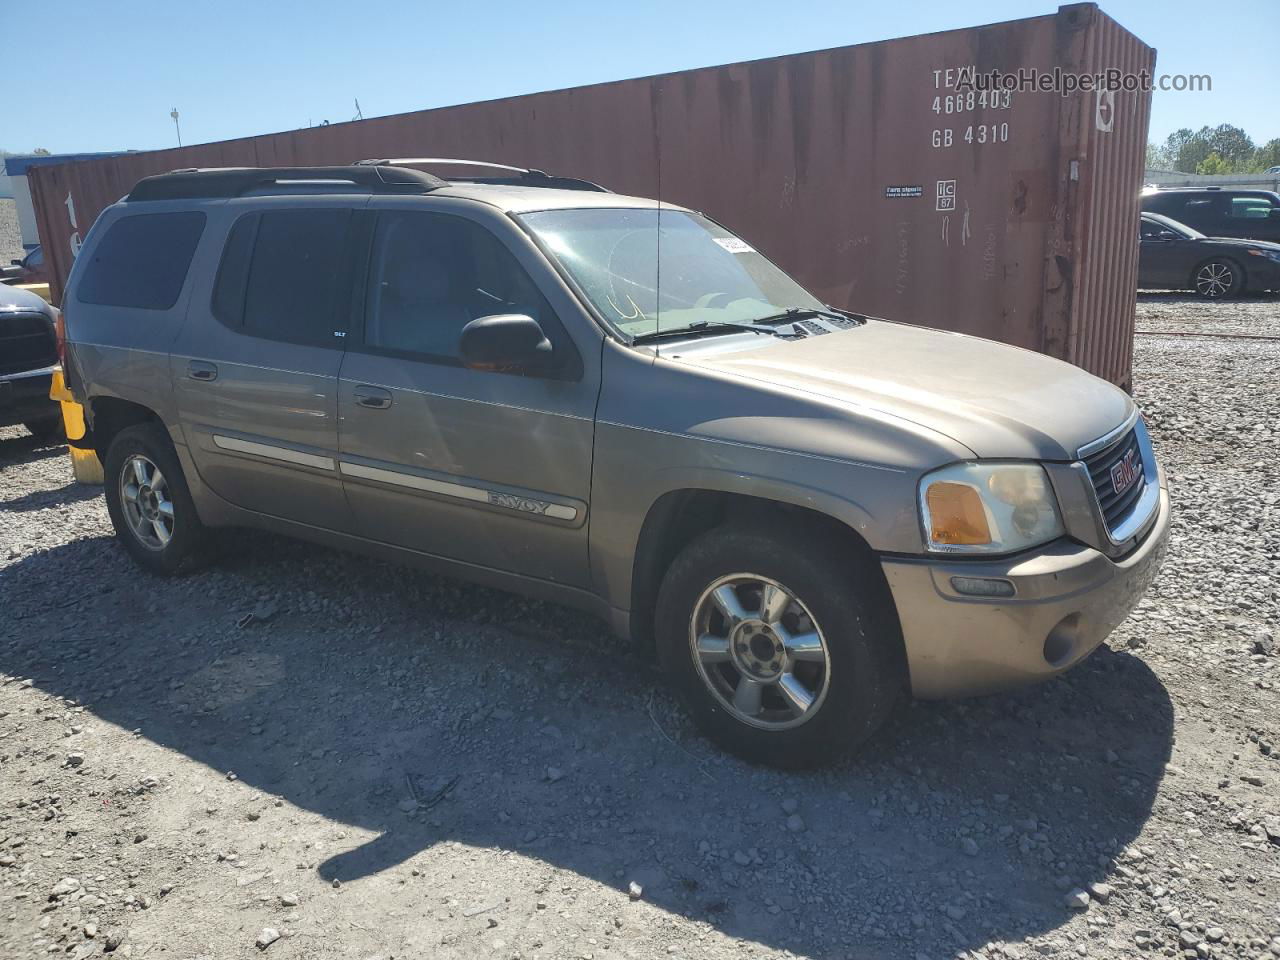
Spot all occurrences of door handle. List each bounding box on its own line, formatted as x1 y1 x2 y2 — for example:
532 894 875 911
188 360 218 382
353 385 393 410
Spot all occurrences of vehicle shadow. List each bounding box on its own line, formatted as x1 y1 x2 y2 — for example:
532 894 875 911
0 480 100 512
0 431 67 471
0 527 1174 958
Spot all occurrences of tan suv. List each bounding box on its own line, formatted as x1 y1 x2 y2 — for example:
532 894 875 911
62 162 1170 767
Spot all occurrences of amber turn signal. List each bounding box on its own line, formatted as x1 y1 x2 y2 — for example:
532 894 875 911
925 481 992 546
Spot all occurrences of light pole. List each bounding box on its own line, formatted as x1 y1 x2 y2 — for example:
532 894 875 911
170 108 182 148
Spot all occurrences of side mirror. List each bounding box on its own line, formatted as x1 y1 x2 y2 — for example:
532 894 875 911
1157 230 1180 241
459 314 554 373
1268 208 1280 219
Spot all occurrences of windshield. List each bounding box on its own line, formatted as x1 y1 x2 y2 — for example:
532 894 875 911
518 208 824 339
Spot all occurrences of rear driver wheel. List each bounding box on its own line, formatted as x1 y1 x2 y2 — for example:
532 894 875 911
104 423 209 575
655 520 902 768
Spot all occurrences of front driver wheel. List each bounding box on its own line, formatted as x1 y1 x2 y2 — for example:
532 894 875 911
104 423 209 575
1194 259 1243 299
655 520 902 768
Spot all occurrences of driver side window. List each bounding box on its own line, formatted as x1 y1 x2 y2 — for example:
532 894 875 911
363 211 561 365
1139 220 1166 240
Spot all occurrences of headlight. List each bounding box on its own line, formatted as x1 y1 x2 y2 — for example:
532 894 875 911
919 462 1065 555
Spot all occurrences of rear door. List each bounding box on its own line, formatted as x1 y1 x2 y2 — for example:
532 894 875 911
172 198 364 530
335 201 599 587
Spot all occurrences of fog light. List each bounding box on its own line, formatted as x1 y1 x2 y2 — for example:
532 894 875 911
1043 614 1080 666
949 576 1016 598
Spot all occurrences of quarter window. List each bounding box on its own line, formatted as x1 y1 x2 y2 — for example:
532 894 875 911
364 211 560 363
77 212 206 310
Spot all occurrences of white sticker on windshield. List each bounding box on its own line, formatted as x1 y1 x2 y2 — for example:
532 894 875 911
713 237 755 254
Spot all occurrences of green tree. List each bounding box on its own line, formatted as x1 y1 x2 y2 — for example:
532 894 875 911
1196 152 1232 175
1252 138 1280 171
1203 125 1254 170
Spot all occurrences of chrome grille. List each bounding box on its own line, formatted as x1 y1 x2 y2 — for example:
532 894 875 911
1084 427 1146 532
0 312 56 376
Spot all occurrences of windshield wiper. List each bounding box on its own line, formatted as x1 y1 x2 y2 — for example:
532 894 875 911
630 321 788 345
749 306 850 326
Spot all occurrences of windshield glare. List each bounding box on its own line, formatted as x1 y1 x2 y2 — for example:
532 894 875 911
518 208 824 338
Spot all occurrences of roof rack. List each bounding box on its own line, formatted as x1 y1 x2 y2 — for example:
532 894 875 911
355 157 610 193
126 165 448 202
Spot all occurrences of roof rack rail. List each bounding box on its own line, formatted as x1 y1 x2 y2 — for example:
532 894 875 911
355 157 611 193
126 165 448 202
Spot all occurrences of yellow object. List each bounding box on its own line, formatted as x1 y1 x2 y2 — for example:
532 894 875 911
49 369 105 486
15 282 53 304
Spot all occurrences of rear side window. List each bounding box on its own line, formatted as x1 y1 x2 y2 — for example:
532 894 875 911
211 209 353 345
76 211 206 309
242 209 352 346
211 214 259 328
1229 196 1276 219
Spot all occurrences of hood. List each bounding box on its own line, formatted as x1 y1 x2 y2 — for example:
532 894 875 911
0 284 55 316
674 321 1133 461
1198 236 1280 253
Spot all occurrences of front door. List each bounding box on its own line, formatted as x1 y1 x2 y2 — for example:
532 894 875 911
336 204 600 587
172 200 361 530
1138 218 1187 288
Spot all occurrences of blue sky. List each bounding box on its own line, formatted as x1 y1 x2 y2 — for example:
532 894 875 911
1 0 1270 155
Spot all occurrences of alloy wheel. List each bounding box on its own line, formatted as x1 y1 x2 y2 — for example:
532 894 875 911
688 573 831 730
119 454 175 551
1195 262 1233 297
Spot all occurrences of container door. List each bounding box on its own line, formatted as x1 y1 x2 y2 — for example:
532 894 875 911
336 207 596 588
172 203 360 531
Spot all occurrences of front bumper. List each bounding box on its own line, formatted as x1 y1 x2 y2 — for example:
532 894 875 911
881 485 1170 699
0 366 57 429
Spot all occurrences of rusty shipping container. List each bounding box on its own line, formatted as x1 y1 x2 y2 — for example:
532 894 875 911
30 2 1152 386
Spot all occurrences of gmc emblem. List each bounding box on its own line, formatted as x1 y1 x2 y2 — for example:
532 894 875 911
1110 448 1142 497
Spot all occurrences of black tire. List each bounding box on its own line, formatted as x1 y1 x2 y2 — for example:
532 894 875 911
655 520 903 769
103 422 209 575
24 416 64 445
1192 258 1244 299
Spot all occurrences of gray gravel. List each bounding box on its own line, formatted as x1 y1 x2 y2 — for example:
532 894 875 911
1 293 1278 959
0 198 24 265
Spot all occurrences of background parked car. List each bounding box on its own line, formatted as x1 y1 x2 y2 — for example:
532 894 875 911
1138 213 1280 298
1141 187 1280 243
0 245 48 286
0 283 62 442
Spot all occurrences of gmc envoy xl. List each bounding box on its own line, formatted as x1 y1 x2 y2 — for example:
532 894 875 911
61 161 1170 767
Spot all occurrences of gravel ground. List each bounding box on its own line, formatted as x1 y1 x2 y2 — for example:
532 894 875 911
1 294 1277 960
0 198 25 265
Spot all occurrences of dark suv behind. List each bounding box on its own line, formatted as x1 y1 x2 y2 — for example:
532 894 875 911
0 284 62 442
1141 187 1280 243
